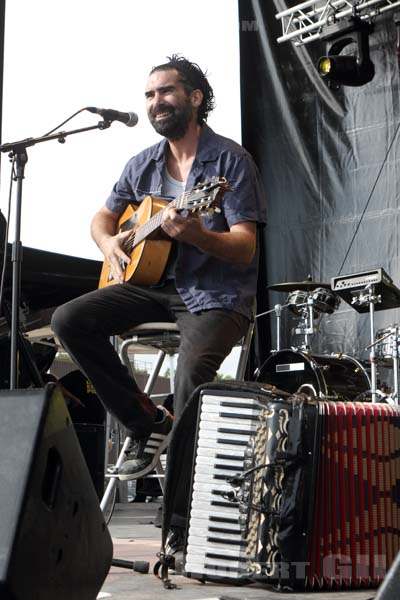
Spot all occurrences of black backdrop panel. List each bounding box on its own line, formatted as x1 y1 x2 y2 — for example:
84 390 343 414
239 0 400 373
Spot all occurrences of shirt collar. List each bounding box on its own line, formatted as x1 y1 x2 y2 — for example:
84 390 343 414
152 123 220 165
195 124 220 162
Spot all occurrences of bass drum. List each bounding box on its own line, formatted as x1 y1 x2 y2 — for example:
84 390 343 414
256 350 371 401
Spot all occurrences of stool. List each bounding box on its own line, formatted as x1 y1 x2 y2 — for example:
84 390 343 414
119 322 181 398
100 318 254 513
100 324 180 512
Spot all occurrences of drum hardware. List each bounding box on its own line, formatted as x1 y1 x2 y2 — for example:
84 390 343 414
331 268 400 403
288 288 340 318
292 295 317 350
287 290 310 316
350 287 382 310
379 392 396 405
331 267 400 313
274 303 282 351
366 324 400 405
357 285 380 403
351 388 391 403
291 289 340 350
268 279 341 351
370 326 399 363
255 303 290 352
351 283 394 403
311 287 340 315
297 383 318 397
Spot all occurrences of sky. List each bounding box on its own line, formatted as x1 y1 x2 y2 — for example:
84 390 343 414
0 0 243 377
0 0 241 261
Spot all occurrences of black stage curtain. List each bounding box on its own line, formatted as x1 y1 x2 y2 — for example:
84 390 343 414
239 1 400 385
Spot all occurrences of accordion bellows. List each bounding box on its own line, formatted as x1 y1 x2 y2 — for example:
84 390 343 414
308 400 400 588
184 386 400 590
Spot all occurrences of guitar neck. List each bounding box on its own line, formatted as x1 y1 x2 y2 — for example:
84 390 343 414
131 195 181 247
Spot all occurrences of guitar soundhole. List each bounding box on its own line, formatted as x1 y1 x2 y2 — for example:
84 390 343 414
120 214 137 231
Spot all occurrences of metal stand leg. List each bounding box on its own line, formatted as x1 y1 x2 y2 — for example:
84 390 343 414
235 320 254 380
274 304 282 351
100 435 133 512
142 350 166 394
392 328 399 405
155 460 165 493
168 354 175 392
101 343 169 513
369 299 377 403
355 285 380 403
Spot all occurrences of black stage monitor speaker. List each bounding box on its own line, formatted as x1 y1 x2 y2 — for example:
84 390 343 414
0 384 113 600
59 369 106 500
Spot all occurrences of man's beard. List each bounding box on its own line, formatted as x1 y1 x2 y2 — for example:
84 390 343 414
148 99 194 140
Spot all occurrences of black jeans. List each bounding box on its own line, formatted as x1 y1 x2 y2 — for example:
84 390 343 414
51 281 249 438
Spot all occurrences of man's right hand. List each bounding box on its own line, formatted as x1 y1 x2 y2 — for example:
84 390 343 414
91 206 134 284
100 230 133 283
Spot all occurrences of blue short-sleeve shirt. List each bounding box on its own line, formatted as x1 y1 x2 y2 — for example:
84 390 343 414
106 124 267 319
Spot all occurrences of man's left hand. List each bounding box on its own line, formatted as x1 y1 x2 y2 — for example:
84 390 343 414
161 206 204 243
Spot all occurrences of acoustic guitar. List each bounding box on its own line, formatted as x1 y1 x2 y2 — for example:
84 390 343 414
98 177 231 288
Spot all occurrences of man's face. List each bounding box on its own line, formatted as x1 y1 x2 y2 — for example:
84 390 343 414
145 69 196 140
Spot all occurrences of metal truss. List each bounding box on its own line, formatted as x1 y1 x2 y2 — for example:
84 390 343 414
276 0 400 45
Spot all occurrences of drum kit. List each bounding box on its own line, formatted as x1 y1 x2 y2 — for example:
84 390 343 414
256 268 400 405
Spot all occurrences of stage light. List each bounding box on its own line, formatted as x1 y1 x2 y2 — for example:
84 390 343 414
318 57 332 75
317 49 375 86
317 16 375 87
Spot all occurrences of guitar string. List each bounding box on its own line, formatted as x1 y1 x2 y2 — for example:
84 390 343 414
123 186 215 253
124 191 186 252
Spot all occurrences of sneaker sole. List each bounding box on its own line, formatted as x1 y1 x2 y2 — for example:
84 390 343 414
117 435 170 481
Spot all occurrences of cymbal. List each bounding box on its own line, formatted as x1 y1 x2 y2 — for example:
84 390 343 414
268 280 331 292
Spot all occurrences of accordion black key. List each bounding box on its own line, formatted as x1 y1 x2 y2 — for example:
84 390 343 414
183 385 400 590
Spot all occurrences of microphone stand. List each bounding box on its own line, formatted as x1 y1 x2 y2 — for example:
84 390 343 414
255 303 290 352
0 119 112 389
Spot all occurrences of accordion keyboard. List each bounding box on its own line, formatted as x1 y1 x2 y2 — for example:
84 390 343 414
184 392 263 580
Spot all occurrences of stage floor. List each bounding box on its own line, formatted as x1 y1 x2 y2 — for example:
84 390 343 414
99 501 379 600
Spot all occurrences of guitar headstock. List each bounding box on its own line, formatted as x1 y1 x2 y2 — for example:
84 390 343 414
181 177 233 216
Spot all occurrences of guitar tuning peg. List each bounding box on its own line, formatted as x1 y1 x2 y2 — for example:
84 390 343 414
214 207 221 213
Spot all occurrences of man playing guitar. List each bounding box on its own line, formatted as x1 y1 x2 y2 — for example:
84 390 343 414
52 54 266 531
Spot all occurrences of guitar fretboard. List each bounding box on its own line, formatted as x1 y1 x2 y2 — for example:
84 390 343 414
125 194 183 251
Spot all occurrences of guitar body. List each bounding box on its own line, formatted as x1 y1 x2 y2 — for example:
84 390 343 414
98 196 172 288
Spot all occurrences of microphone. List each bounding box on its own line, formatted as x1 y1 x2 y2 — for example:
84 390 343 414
86 106 138 127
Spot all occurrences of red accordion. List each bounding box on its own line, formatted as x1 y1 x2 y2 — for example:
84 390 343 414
184 384 400 590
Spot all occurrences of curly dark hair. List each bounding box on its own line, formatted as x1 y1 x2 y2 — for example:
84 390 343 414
150 54 215 124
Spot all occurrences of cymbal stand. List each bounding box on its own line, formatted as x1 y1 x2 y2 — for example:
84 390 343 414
294 295 316 350
351 284 381 402
391 327 399 404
